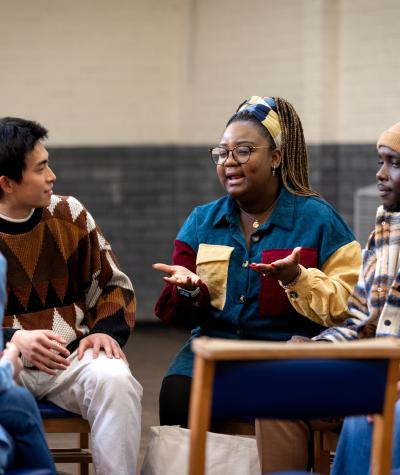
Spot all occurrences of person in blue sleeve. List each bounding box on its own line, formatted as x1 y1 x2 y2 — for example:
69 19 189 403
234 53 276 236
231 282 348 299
153 96 362 472
0 251 56 474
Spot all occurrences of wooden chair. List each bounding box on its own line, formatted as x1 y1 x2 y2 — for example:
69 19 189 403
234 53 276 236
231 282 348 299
188 337 400 475
313 428 339 474
38 400 92 475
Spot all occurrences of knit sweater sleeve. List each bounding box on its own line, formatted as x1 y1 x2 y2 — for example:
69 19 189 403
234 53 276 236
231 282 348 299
80 206 135 348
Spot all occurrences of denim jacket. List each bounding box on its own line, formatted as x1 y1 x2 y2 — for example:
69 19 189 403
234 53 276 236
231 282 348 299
0 252 14 471
0 252 10 393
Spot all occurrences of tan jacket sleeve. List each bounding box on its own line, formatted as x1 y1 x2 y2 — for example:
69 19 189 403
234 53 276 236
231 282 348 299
281 240 361 327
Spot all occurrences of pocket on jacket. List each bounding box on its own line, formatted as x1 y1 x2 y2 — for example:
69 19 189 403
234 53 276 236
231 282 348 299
260 248 318 316
196 244 234 310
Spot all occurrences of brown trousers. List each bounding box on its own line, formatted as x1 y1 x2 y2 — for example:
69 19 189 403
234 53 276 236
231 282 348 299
255 418 342 472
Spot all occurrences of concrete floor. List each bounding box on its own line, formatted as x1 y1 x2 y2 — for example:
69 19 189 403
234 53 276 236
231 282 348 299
48 322 189 475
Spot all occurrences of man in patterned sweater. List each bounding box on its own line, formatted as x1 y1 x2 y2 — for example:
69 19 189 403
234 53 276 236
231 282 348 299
0 117 142 475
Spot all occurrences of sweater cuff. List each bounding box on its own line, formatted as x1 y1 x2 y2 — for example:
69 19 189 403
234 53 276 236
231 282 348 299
0 360 14 392
3 328 19 344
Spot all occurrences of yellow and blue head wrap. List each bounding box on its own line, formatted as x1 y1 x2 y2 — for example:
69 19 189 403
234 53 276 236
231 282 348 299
232 96 282 149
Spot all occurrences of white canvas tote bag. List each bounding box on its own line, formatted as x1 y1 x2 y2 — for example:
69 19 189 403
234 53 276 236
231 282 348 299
141 425 260 475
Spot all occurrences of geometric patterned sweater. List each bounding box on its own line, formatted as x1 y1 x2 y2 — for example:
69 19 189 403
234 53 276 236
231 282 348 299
0 195 135 358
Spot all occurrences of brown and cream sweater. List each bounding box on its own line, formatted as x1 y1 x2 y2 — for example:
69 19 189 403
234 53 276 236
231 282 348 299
1 195 135 356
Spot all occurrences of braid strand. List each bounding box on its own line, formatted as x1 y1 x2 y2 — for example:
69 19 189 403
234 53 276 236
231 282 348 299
274 97 319 197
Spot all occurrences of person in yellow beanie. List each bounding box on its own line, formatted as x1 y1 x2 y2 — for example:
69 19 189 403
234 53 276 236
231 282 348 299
375 121 400 211
307 121 400 474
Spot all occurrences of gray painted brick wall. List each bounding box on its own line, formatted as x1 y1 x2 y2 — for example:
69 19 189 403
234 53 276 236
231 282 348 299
49 143 378 320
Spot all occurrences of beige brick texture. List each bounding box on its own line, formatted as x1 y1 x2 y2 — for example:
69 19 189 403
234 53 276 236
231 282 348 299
0 0 399 145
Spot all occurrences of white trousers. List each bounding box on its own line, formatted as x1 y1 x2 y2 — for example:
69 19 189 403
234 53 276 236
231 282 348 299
18 349 143 475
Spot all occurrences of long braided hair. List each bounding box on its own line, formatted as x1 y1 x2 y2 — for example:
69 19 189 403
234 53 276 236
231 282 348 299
227 97 319 198
274 97 319 197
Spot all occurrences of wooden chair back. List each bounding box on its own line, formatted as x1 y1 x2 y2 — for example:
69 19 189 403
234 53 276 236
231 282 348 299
188 337 400 475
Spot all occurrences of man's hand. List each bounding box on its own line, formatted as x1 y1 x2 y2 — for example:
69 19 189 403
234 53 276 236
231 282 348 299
249 247 302 285
11 329 70 376
2 342 23 378
78 333 127 362
153 263 202 290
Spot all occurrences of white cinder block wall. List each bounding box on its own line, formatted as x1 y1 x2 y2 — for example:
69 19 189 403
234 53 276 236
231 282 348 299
1 0 400 146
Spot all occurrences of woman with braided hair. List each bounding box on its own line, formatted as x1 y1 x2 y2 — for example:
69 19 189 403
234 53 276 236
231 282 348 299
153 96 361 471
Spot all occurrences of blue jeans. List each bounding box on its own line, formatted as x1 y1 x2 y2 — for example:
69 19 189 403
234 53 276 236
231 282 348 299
0 424 15 472
0 384 56 473
331 400 400 475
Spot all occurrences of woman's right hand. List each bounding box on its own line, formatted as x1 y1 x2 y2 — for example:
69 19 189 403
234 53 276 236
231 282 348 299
2 342 23 378
153 263 202 290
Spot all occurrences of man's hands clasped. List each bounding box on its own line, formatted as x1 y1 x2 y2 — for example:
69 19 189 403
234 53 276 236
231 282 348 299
11 329 126 375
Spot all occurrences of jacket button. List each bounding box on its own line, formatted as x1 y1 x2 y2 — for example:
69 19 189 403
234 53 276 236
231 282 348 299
239 295 246 304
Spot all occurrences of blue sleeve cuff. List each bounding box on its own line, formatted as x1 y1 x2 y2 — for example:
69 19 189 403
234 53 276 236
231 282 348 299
0 360 13 393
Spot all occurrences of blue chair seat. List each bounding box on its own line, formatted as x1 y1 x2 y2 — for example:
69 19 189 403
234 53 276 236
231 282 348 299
37 399 80 419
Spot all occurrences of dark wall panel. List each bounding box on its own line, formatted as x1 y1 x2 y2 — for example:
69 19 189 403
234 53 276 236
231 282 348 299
49 143 378 320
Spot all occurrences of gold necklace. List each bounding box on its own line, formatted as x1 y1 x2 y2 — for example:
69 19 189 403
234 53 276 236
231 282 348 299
239 200 277 229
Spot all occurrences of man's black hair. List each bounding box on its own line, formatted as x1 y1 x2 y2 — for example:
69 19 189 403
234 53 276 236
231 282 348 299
0 117 48 185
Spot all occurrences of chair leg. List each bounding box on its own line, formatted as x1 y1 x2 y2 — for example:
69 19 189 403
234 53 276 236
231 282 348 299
79 433 89 475
188 357 215 475
313 430 331 475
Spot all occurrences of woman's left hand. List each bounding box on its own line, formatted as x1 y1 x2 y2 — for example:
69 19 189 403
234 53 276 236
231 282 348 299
249 246 302 284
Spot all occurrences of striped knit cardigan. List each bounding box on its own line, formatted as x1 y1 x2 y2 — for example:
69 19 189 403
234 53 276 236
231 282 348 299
315 205 400 341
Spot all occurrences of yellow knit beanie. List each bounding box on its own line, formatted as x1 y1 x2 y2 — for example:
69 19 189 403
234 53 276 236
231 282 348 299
377 122 400 153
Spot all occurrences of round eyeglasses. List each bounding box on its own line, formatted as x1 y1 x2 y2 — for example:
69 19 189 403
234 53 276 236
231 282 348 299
208 145 273 165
